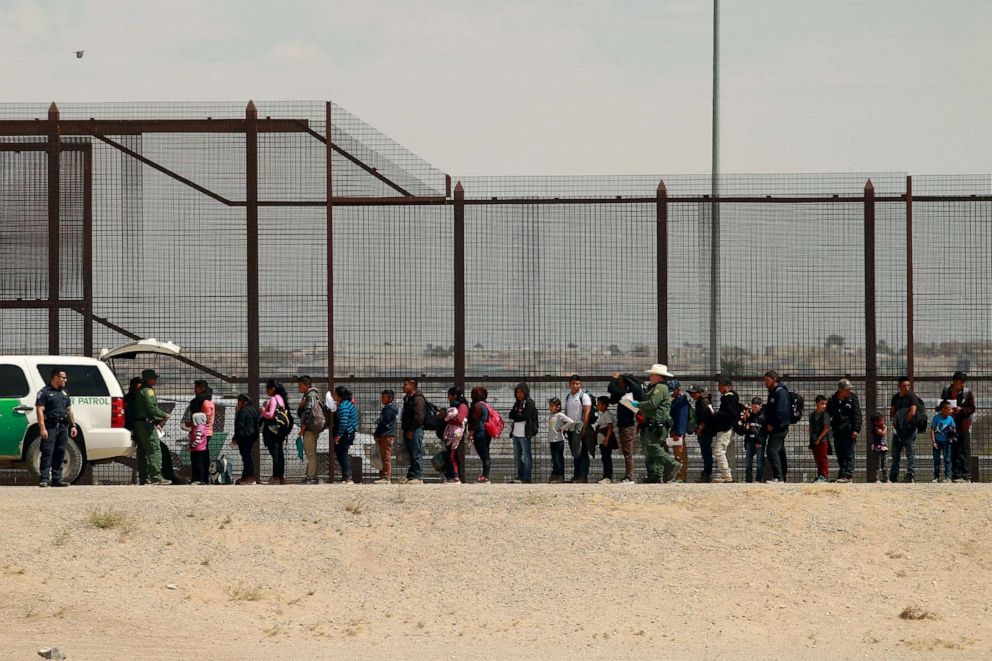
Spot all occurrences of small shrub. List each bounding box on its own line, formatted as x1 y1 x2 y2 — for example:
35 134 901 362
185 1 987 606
228 584 264 602
87 507 130 530
900 606 938 621
345 497 367 515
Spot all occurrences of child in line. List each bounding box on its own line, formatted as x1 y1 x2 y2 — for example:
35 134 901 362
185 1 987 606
807 395 831 483
931 400 956 483
595 396 617 484
547 398 575 484
189 412 210 485
442 387 469 484
869 412 889 483
373 389 399 484
331 386 359 484
737 396 766 483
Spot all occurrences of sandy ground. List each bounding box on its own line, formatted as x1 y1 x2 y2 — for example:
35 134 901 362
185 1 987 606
2 483 991 661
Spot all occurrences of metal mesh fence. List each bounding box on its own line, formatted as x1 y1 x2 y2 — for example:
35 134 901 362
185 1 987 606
0 101 989 485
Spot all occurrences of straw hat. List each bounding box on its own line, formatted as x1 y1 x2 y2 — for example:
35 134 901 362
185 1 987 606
645 364 675 378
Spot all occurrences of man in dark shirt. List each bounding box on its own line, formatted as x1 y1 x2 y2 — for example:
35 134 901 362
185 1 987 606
763 371 791 482
888 376 923 483
400 378 426 484
827 379 862 483
942 371 977 482
711 377 741 483
35 367 78 487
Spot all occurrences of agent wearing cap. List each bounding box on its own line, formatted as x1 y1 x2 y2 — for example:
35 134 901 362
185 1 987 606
826 378 862 483
632 364 683 483
133 369 171 485
941 371 976 482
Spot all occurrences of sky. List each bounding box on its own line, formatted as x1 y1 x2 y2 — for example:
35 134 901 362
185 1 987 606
1 0 990 176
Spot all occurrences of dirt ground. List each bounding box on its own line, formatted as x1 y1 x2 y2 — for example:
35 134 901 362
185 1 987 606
2 483 991 660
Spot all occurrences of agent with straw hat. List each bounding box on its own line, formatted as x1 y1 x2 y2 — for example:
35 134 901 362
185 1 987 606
631 364 683 483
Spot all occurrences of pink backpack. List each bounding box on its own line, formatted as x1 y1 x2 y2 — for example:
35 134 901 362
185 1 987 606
482 402 504 439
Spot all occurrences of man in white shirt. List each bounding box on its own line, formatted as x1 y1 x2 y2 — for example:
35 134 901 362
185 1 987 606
564 375 593 483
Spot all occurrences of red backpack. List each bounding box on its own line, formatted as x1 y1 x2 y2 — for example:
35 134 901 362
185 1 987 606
482 402 504 439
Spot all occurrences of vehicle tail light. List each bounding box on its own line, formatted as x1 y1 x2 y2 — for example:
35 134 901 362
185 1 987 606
111 396 125 428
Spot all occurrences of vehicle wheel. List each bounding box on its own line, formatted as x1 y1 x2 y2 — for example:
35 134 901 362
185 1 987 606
25 435 85 483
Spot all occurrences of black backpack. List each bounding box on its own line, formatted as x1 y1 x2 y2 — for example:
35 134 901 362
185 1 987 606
420 396 441 431
788 391 804 424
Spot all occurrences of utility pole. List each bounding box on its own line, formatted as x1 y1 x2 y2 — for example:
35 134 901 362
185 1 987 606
710 0 721 378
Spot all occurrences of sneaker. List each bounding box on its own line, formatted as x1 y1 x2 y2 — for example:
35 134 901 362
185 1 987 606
951 478 962 483
374 478 391 484
265 477 285 485
713 474 733 483
38 480 49 488
403 478 423 485
902 474 915 484
52 481 70 488
836 477 851 484
445 478 461 484
694 472 711 484
769 478 783 483
149 477 171 485
508 478 523 484
931 477 940 483
568 477 588 484
598 477 612 485
621 476 636 484
477 476 490 484
341 479 354 485
813 476 828 484
236 476 257 485
663 462 684 484
548 475 565 484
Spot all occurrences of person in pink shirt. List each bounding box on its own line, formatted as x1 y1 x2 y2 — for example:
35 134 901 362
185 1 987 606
260 379 292 484
442 387 469 484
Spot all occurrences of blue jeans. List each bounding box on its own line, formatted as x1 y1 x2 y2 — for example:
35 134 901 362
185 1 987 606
335 431 354 480
933 441 951 479
889 429 916 481
40 423 69 482
549 440 565 477
406 428 424 479
512 435 533 482
744 438 765 483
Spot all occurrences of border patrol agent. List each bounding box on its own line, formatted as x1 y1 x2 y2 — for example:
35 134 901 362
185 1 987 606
635 364 683 483
35 367 77 487
134 369 171 485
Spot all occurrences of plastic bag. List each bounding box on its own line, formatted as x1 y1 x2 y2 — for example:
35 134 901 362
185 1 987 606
295 435 304 461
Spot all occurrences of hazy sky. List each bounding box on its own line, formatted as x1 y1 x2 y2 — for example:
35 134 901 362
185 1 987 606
1 0 990 176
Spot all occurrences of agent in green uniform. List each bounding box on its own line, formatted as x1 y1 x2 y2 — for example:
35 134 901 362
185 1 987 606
133 369 170 485
634 364 682 483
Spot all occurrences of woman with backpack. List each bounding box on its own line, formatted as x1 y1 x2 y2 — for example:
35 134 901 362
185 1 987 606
261 379 291 485
331 385 359 484
469 387 494 483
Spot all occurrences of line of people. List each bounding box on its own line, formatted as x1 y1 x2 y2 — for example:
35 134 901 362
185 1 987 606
125 365 978 486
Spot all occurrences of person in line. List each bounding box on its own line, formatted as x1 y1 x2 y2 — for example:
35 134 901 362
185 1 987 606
688 385 715 483
889 376 923 484
711 377 741 483
508 382 538 483
564 376 593 484
826 379 862 483
808 395 831 483
188 412 210 485
331 386 358 484
181 380 216 481
468 387 493 484
738 397 766 483
400 378 427 485
868 413 889 483
762 371 791 483
232 393 260 485
132 369 171 485
547 398 575 484
608 372 645 484
34 367 78 488
668 380 691 483
595 396 617 484
942 371 976 483
441 387 469 484
261 379 291 485
373 389 399 484
631 364 682 483
296 376 325 484
930 400 956 483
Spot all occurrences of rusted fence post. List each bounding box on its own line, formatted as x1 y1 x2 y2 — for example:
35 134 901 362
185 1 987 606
905 176 914 382
864 179 878 482
83 145 93 357
47 102 60 354
326 101 336 484
657 180 668 363
245 101 262 478
453 182 467 481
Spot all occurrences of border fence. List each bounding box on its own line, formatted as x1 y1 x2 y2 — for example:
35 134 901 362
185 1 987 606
0 101 989 485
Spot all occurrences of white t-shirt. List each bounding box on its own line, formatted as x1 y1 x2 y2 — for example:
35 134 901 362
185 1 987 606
511 420 527 438
595 410 615 443
565 391 592 424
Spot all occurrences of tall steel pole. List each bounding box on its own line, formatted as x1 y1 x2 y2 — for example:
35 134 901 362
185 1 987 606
709 0 721 377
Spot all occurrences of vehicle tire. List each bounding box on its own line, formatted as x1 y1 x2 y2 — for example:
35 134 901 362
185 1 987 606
25 435 85 483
